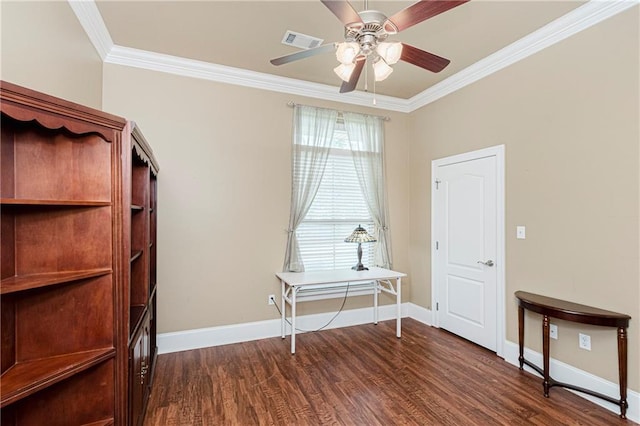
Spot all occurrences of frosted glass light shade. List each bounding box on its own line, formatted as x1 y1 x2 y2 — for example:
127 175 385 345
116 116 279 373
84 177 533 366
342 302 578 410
373 59 393 82
335 42 360 64
376 42 402 65
334 63 355 82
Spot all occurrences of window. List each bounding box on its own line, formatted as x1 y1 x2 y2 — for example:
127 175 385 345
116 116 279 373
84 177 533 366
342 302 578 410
296 124 375 271
283 105 391 273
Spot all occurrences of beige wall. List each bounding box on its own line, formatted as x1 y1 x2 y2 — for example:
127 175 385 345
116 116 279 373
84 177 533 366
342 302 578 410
408 7 639 390
101 64 410 334
0 1 102 109
3 0 637 396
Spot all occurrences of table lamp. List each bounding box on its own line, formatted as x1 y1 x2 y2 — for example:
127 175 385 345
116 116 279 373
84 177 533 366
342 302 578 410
344 225 377 271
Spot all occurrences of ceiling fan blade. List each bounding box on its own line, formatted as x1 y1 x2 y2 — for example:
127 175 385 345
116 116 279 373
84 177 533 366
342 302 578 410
387 0 469 33
339 58 365 93
321 0 364 27
400 43 451 73
270 43 337 66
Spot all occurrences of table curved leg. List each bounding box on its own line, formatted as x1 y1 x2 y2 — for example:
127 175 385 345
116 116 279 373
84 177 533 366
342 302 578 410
518 305 525 369
542 315 550 397
618 327 628 419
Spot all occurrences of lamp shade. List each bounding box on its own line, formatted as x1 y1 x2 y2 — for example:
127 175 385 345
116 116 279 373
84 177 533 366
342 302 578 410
373 58 393 82
335 42 360 64
376 42 403 65
334 63 355 82
344 225 377 243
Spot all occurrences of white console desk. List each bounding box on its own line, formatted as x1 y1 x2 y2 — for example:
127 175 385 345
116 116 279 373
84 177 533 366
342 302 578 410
275 267 406 354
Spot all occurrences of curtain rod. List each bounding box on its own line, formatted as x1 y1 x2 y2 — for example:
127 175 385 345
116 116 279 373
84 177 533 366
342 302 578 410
287 101 390 121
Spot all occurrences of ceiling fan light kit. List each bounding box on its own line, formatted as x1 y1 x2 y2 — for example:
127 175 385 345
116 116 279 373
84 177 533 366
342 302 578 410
372 58 393 82
335 41 360 64
334 62 356 82
270 0 470 93
376 42 402 65
334 40 402 82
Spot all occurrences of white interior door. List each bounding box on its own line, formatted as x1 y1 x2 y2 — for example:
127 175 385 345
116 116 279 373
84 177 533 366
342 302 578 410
433 149 502 352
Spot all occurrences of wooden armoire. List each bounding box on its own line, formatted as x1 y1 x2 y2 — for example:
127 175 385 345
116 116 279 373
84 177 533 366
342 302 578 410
0 81 159 425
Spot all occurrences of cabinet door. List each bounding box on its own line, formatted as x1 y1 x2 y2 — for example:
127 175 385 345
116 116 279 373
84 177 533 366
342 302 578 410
129 321 145 426
147 293 158 388
142 317 151 404
129 312 152 426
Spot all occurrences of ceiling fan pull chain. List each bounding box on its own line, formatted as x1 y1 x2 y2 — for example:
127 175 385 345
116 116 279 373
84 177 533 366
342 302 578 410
373 75 377 105
364 57 369 93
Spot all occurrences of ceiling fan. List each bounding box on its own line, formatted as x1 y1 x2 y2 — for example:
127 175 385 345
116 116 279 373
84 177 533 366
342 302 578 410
270 0 470 93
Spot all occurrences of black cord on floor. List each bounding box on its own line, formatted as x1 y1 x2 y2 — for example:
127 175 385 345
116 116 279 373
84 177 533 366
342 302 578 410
271 282 350 333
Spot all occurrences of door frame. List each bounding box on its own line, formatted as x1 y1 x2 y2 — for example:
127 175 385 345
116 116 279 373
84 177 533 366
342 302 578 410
431 144 506 358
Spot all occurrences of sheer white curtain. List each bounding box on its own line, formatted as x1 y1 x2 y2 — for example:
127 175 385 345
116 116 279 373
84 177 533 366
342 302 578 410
342 112 393 269
283 105 338 272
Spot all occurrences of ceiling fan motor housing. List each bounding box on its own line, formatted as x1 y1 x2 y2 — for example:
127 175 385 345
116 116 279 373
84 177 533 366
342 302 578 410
344 10 395 57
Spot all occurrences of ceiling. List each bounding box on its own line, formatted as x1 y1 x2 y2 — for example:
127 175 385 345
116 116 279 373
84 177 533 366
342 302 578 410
93 0 586 100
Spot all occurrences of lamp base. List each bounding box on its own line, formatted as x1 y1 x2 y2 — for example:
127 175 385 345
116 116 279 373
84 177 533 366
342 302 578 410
352 264 369 271
351 242 369 271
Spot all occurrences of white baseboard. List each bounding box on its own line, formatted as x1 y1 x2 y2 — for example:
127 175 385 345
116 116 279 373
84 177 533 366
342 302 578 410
157 317 282 355
405 302 433 326
158 302 409 355
503 340 639 423
157 307 636 423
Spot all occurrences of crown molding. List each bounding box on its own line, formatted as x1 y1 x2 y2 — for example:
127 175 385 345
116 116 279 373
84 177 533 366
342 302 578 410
104 45 411 113
67 0 113 61
70 0 637 113
408 0 639 111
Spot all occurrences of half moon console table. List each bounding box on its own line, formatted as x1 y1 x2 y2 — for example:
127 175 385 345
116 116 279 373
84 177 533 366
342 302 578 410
515 291 631 419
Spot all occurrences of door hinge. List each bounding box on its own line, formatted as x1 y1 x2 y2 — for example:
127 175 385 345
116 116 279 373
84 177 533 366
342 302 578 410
436 302 439 311
435 241 439 250
435 179 441 189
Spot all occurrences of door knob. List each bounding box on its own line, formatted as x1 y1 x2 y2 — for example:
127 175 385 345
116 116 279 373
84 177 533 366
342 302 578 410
477 260 494 267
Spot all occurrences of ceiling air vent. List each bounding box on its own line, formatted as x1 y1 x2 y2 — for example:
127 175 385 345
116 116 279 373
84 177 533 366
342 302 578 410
281 30 324 50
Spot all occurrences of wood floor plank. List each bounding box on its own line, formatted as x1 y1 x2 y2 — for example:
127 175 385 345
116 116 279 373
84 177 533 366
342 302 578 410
144 319 635 425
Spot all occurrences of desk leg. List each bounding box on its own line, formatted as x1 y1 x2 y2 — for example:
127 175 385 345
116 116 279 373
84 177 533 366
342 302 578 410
617 327 628 419
396 277 402 338
281 280 286 339
374 280 379 325
291 287 297 355
542 315 550 397
518 305 524 369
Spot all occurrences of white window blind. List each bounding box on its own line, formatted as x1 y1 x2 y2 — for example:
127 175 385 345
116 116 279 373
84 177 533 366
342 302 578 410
297 126 375 271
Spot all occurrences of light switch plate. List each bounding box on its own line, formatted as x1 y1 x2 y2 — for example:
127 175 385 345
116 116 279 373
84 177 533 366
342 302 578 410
516 226 526 239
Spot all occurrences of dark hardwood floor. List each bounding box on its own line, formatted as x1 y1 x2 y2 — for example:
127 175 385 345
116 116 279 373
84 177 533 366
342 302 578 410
144 319 634 425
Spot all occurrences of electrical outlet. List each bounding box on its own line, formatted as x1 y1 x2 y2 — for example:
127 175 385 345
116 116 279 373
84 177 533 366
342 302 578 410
579 333 591 351
549 324 558 340
268 294 276 305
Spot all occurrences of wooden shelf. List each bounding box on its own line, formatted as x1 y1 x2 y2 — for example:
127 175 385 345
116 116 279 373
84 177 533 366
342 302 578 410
0 269 112 295
1 81 159 425
127 121 160 425
0 348 115 407
149 284 157 299
129 305 147 338
1 198 111 207
130 250 143 263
